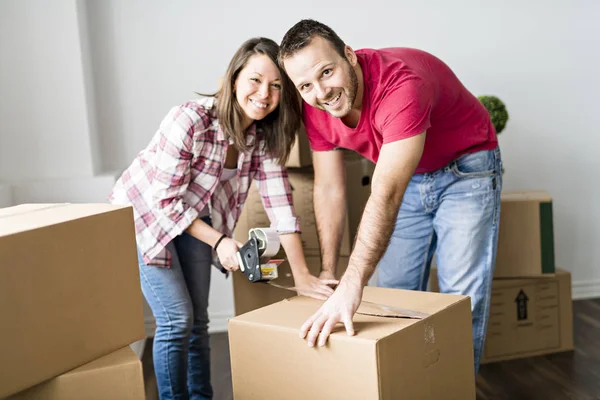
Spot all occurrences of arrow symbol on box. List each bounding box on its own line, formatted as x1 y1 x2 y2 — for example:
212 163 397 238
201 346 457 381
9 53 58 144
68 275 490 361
515 289 529 321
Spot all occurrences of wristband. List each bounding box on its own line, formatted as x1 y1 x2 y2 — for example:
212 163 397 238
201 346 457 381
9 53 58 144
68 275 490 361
213 234 227 250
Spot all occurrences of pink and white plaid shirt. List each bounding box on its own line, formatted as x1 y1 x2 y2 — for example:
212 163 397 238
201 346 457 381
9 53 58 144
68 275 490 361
108 96 300 268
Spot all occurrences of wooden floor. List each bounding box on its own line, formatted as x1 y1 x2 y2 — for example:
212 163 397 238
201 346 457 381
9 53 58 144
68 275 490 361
142 298 600 400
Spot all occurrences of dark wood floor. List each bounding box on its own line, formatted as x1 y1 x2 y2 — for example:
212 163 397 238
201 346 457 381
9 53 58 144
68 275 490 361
142 298 600 400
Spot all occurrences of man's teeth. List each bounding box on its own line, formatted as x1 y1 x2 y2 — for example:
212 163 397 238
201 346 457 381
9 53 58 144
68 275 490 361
325 93 341 106
250 99 267 109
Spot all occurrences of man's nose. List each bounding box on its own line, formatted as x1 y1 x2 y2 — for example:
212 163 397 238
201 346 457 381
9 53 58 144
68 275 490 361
314 83 330 100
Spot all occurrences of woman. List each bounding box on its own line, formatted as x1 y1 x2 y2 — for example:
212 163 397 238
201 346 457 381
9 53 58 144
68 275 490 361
109 37 338 400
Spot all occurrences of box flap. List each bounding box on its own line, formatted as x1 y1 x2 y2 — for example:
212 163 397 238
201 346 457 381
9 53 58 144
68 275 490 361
0 203 130 237
231 286 467 341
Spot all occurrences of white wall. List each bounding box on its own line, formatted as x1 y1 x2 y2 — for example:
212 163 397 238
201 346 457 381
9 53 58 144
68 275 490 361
1 1 599 332
0 0 96 181
0 185 13 208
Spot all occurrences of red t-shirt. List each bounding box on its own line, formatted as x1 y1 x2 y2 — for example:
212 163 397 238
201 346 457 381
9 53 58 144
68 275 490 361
303 47 498 174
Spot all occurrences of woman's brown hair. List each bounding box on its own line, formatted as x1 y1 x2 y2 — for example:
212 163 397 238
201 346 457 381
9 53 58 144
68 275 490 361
205 37 301 165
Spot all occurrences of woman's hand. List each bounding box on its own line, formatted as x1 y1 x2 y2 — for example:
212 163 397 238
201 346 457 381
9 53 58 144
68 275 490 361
216 238 243 271
294 271 339 301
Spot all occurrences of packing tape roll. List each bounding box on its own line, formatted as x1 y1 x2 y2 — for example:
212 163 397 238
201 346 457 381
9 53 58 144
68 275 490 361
249 228 280 258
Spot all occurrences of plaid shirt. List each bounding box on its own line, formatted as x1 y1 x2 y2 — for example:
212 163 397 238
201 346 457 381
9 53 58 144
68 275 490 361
108 96 300 268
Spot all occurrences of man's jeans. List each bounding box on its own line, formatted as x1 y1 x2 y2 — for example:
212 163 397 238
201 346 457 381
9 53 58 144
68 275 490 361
377 147 503 375
138 219 213 400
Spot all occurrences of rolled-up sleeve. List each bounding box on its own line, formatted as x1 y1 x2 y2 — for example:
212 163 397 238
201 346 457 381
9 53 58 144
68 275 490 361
254 157 300 234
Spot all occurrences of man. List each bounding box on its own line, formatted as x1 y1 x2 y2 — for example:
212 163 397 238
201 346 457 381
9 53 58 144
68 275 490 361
278 19 502 374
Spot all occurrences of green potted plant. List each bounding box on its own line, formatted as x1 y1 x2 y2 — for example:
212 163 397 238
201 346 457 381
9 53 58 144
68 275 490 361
478 95 508 174
478 95 509 135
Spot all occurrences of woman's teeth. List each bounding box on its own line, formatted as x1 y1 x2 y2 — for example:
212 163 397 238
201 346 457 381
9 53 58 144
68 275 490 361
250 99 267 109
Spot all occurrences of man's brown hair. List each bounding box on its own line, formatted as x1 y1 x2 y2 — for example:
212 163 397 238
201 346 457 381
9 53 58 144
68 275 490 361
278 19 346 68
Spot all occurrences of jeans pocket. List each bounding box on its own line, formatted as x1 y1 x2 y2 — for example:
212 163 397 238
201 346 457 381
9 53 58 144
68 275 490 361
450 150 496 178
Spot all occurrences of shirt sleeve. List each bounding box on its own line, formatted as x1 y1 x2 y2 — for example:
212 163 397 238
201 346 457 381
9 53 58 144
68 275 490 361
150 105 206 234
253 155 301 234
375 78 434 144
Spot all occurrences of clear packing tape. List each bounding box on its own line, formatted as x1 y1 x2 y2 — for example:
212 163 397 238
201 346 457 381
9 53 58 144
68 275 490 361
264 280 429 320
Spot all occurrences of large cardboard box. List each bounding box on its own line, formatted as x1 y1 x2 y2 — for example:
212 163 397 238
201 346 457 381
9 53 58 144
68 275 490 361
0 204 146 398
495 191 555 277
229 287 476 399
8 347 145 399
429 268 573 364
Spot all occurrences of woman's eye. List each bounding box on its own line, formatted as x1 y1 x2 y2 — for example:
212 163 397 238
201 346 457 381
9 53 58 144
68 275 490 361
323 69 332 76
250 78 260 83
272 83 281 89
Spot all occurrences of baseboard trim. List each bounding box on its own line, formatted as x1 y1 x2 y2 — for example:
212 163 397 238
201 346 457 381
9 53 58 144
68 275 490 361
143 311 233 337
209 311 233 333
572 280 600 300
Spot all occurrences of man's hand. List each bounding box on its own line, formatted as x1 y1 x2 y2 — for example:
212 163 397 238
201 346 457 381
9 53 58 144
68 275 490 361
299 278 363 347
294 272 339 301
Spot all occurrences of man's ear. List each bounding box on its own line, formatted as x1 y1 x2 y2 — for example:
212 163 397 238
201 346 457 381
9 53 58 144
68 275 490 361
344 46 358 66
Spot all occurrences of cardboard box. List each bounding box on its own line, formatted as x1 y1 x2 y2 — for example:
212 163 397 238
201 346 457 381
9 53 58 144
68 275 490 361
429 268 573 364
235 151 375 258
495 191 555 277
286 125 312 168
231 256 349 316
0 204 146 398
8 347 145 399
229 286 476 399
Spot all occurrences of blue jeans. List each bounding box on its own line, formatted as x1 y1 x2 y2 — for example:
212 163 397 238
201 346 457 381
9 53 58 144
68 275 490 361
138 219 213 400
377 147 502 375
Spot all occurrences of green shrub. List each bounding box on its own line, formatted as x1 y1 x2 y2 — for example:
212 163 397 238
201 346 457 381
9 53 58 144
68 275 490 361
478 95 509 134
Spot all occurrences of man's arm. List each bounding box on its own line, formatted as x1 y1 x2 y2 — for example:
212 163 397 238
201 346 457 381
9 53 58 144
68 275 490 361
343 133 425 287
312 149 347 277
300 132 426 347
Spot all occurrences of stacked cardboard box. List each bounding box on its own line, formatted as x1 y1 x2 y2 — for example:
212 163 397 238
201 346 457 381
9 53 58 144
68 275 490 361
232 136 375 315
430 190 574 364
0 204 146 399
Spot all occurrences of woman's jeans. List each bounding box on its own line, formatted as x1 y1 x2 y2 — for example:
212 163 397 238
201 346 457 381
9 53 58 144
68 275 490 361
138 220 213 400
377 147 503 375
